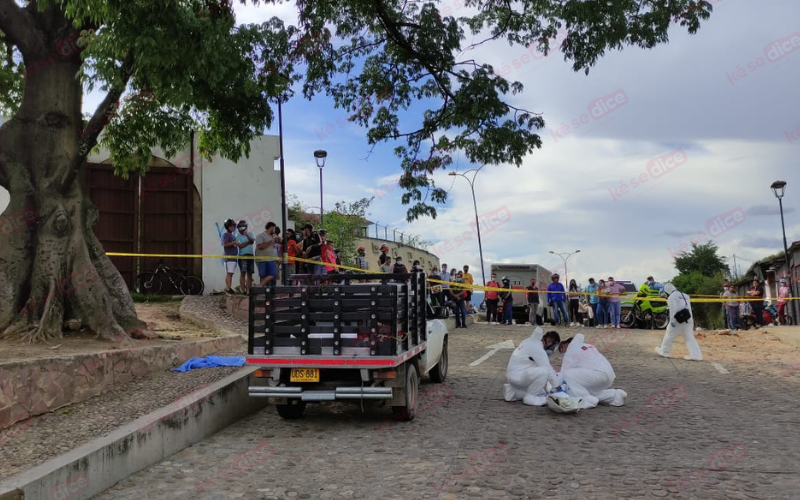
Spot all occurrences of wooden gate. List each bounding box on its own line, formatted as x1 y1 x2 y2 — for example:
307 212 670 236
86 164 138 288
86 162 195 291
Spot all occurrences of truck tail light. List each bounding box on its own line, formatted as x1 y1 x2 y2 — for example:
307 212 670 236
255 369 273 378
373 370 396 379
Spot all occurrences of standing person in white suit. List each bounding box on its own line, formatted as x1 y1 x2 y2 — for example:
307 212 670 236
504 327 561 406
552 334 627 409
655 283 703 361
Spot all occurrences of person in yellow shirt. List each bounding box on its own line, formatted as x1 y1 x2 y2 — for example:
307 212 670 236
462 265 474 312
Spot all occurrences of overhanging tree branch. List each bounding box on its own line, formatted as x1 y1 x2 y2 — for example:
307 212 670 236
60 50 136 193
0 0 41 55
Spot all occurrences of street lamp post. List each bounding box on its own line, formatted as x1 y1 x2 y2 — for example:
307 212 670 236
314 150 327 227
771 180 795 322
278 98 288 284
449 166 487 288
548 249 581 288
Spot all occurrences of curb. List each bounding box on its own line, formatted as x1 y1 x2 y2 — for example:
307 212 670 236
0 335 244 428
0 367 269 500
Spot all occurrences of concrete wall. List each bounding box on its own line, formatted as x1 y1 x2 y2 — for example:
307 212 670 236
80 135 281 295
354 238 440 273
197 136 282 293
0 335 242 428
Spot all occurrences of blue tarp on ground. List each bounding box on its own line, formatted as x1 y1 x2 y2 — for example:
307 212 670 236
172 355 246 372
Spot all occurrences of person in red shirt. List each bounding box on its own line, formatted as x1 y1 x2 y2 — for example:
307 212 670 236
285 228 298 277
485 273 500 324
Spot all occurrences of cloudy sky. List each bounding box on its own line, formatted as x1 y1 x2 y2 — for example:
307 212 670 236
250 0 799 288
5 0 797 289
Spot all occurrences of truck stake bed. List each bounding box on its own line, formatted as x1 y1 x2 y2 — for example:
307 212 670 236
245 272 449 420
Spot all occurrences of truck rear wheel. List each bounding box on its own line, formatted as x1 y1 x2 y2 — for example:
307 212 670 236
429 338 448 383
392 363 419 422
276 400 306 420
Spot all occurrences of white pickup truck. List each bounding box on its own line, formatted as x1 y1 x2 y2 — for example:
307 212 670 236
245 272 449 421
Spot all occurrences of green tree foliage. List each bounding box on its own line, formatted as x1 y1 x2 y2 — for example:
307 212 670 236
0 0 716 220
673 242 730 277
323 198 374 268
671 242 730 329
0 0 715 341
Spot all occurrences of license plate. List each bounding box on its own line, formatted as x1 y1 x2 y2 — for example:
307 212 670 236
290 368 319 382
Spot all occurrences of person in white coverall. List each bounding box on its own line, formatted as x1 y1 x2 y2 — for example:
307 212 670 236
504 327 561 406
552 334 627 409
655 283 703 361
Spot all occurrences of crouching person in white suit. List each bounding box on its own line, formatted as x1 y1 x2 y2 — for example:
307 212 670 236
504 327 560 406
552 334 627 409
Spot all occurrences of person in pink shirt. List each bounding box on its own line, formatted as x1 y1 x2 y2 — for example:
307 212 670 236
605 276 626 329
777 279 791 325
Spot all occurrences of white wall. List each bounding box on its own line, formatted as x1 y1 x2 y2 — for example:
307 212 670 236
85 135 282 295
200 135 282 293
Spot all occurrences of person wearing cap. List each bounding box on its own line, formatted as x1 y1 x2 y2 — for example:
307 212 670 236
547 273 568 327
778 279 791 325
553 334 627 408
656 282 703 361
355 246 369 271
378 244 392 272
605 277 626 329
503 327 560 406
221 219 239 294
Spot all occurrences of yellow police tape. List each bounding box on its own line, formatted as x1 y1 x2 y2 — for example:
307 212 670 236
106 252 796 304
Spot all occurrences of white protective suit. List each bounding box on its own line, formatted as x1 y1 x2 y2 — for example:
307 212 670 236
552 334 627 409
503 327 558 406
656 286 703 361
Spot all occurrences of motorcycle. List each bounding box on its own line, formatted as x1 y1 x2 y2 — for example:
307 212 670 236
621 291 669 329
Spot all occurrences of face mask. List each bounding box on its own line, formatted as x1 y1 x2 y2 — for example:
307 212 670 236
609 281 615 285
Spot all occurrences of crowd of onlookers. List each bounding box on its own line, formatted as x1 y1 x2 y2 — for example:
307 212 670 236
426 263 477 329
721 278 792 330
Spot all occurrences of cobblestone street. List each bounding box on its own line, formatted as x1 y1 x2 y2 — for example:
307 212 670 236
95 323 800 500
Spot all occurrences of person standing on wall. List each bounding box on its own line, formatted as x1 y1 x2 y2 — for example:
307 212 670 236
221 219 239 294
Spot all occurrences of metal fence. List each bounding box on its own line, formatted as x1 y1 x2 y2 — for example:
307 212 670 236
364 223 428 251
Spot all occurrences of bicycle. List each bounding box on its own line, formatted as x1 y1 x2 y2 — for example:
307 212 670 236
134 260 204 295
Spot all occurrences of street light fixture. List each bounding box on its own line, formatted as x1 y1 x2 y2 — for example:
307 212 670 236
449 166 487 288
548 249 581 286
770 180 794 321
314 150 327 227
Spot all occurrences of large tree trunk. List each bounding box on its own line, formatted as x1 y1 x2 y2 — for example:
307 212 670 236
0 26 146 343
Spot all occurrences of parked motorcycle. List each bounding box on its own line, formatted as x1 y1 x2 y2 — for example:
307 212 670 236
621 291 669 329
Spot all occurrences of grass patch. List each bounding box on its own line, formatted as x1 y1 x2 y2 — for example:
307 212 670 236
131 293 184 303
